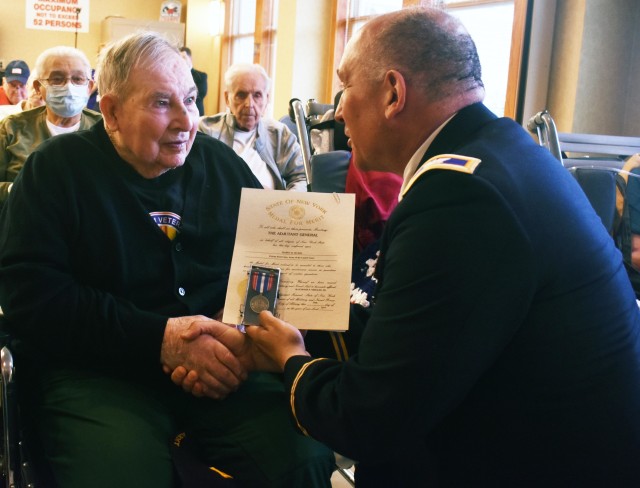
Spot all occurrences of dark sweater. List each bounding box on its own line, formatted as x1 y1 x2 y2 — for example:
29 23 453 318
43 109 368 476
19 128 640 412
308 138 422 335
0 123 260 378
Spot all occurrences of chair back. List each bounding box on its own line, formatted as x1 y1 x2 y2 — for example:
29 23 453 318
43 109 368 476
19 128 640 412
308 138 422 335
527 110 640 298
309 151 351 193
568 168 620 234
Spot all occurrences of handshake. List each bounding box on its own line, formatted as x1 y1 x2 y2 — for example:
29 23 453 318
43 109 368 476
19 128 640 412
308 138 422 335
160 312 309 399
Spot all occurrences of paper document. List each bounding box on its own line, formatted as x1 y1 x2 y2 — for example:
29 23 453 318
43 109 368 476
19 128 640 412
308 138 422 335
223 188 355 330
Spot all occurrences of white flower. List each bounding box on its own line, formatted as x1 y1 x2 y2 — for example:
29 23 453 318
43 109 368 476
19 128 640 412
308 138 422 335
349 283 370 307
364 250 380 282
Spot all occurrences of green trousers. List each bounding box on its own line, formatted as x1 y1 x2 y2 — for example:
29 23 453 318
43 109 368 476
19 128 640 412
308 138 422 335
22 368 334 488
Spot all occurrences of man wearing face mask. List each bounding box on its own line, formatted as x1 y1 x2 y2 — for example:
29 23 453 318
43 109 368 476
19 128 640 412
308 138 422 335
0 46 101 207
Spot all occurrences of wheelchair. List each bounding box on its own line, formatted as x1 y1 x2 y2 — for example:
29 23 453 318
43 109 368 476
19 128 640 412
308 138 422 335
0 338 37 488
0 323 239 488
0 331 355 488
0 337 243 487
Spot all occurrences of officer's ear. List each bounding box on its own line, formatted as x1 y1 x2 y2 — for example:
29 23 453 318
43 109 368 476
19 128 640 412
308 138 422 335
382 69 406 120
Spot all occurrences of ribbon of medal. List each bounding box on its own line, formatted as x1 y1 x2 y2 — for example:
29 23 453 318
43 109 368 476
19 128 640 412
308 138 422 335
249 270 275 313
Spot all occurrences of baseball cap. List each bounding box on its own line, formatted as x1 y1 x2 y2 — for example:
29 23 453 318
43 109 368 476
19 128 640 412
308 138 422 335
4 60 30 85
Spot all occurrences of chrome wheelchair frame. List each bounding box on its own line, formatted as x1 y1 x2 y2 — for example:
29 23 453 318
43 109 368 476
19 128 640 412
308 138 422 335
0 330 354 487
0 341 37 488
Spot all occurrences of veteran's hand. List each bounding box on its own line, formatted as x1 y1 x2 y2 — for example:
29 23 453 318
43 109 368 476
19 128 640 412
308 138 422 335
169 312 305 395
160 316 248 399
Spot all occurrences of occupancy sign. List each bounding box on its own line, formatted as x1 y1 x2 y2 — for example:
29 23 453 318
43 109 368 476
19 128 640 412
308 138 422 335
26 0 90 33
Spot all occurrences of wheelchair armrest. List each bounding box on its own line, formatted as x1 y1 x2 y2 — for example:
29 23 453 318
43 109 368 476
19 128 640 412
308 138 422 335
1 344 18 488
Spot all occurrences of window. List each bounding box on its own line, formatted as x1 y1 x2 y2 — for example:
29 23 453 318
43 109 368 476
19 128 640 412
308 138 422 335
445 1 516 117
219 0 279 108
346 0 404 38
330 0 403 96
228 0 257 64
330 0 530 119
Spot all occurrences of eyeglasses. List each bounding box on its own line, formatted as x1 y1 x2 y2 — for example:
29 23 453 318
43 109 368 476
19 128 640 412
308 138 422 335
40 75 90 87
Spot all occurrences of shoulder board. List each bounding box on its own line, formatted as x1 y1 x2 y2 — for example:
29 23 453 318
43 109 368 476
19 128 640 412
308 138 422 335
400 154 481 199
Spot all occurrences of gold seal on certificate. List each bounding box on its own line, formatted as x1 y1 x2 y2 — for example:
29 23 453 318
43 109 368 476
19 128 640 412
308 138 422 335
250 294 270 313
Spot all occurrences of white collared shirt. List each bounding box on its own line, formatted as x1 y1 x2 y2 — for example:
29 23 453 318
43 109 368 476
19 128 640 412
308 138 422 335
233 128 277 190
399 115 456 200
46 119 81 136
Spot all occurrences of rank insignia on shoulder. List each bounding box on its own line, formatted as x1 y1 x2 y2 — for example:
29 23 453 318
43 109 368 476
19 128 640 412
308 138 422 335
423 154 482 174
400 153 481 200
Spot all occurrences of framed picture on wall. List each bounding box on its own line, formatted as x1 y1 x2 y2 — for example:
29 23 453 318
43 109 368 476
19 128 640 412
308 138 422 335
160 1 182 23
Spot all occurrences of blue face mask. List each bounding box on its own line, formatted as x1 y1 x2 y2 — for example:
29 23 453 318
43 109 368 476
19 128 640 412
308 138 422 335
45 83 89 118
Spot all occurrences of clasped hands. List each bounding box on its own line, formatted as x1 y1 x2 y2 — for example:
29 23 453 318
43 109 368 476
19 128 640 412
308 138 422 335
160 311 308 399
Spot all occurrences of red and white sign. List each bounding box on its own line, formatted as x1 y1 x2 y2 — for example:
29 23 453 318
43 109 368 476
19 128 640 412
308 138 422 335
26 0 90 33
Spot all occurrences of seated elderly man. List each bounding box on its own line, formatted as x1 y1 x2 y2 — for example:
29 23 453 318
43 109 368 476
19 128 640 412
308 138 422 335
0 59 29 106
0 31 333 488
0 46 101 207
0 71 45 120
199 63 307 191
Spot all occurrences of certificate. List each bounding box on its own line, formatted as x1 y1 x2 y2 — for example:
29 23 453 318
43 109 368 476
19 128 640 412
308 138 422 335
223 188 355 330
